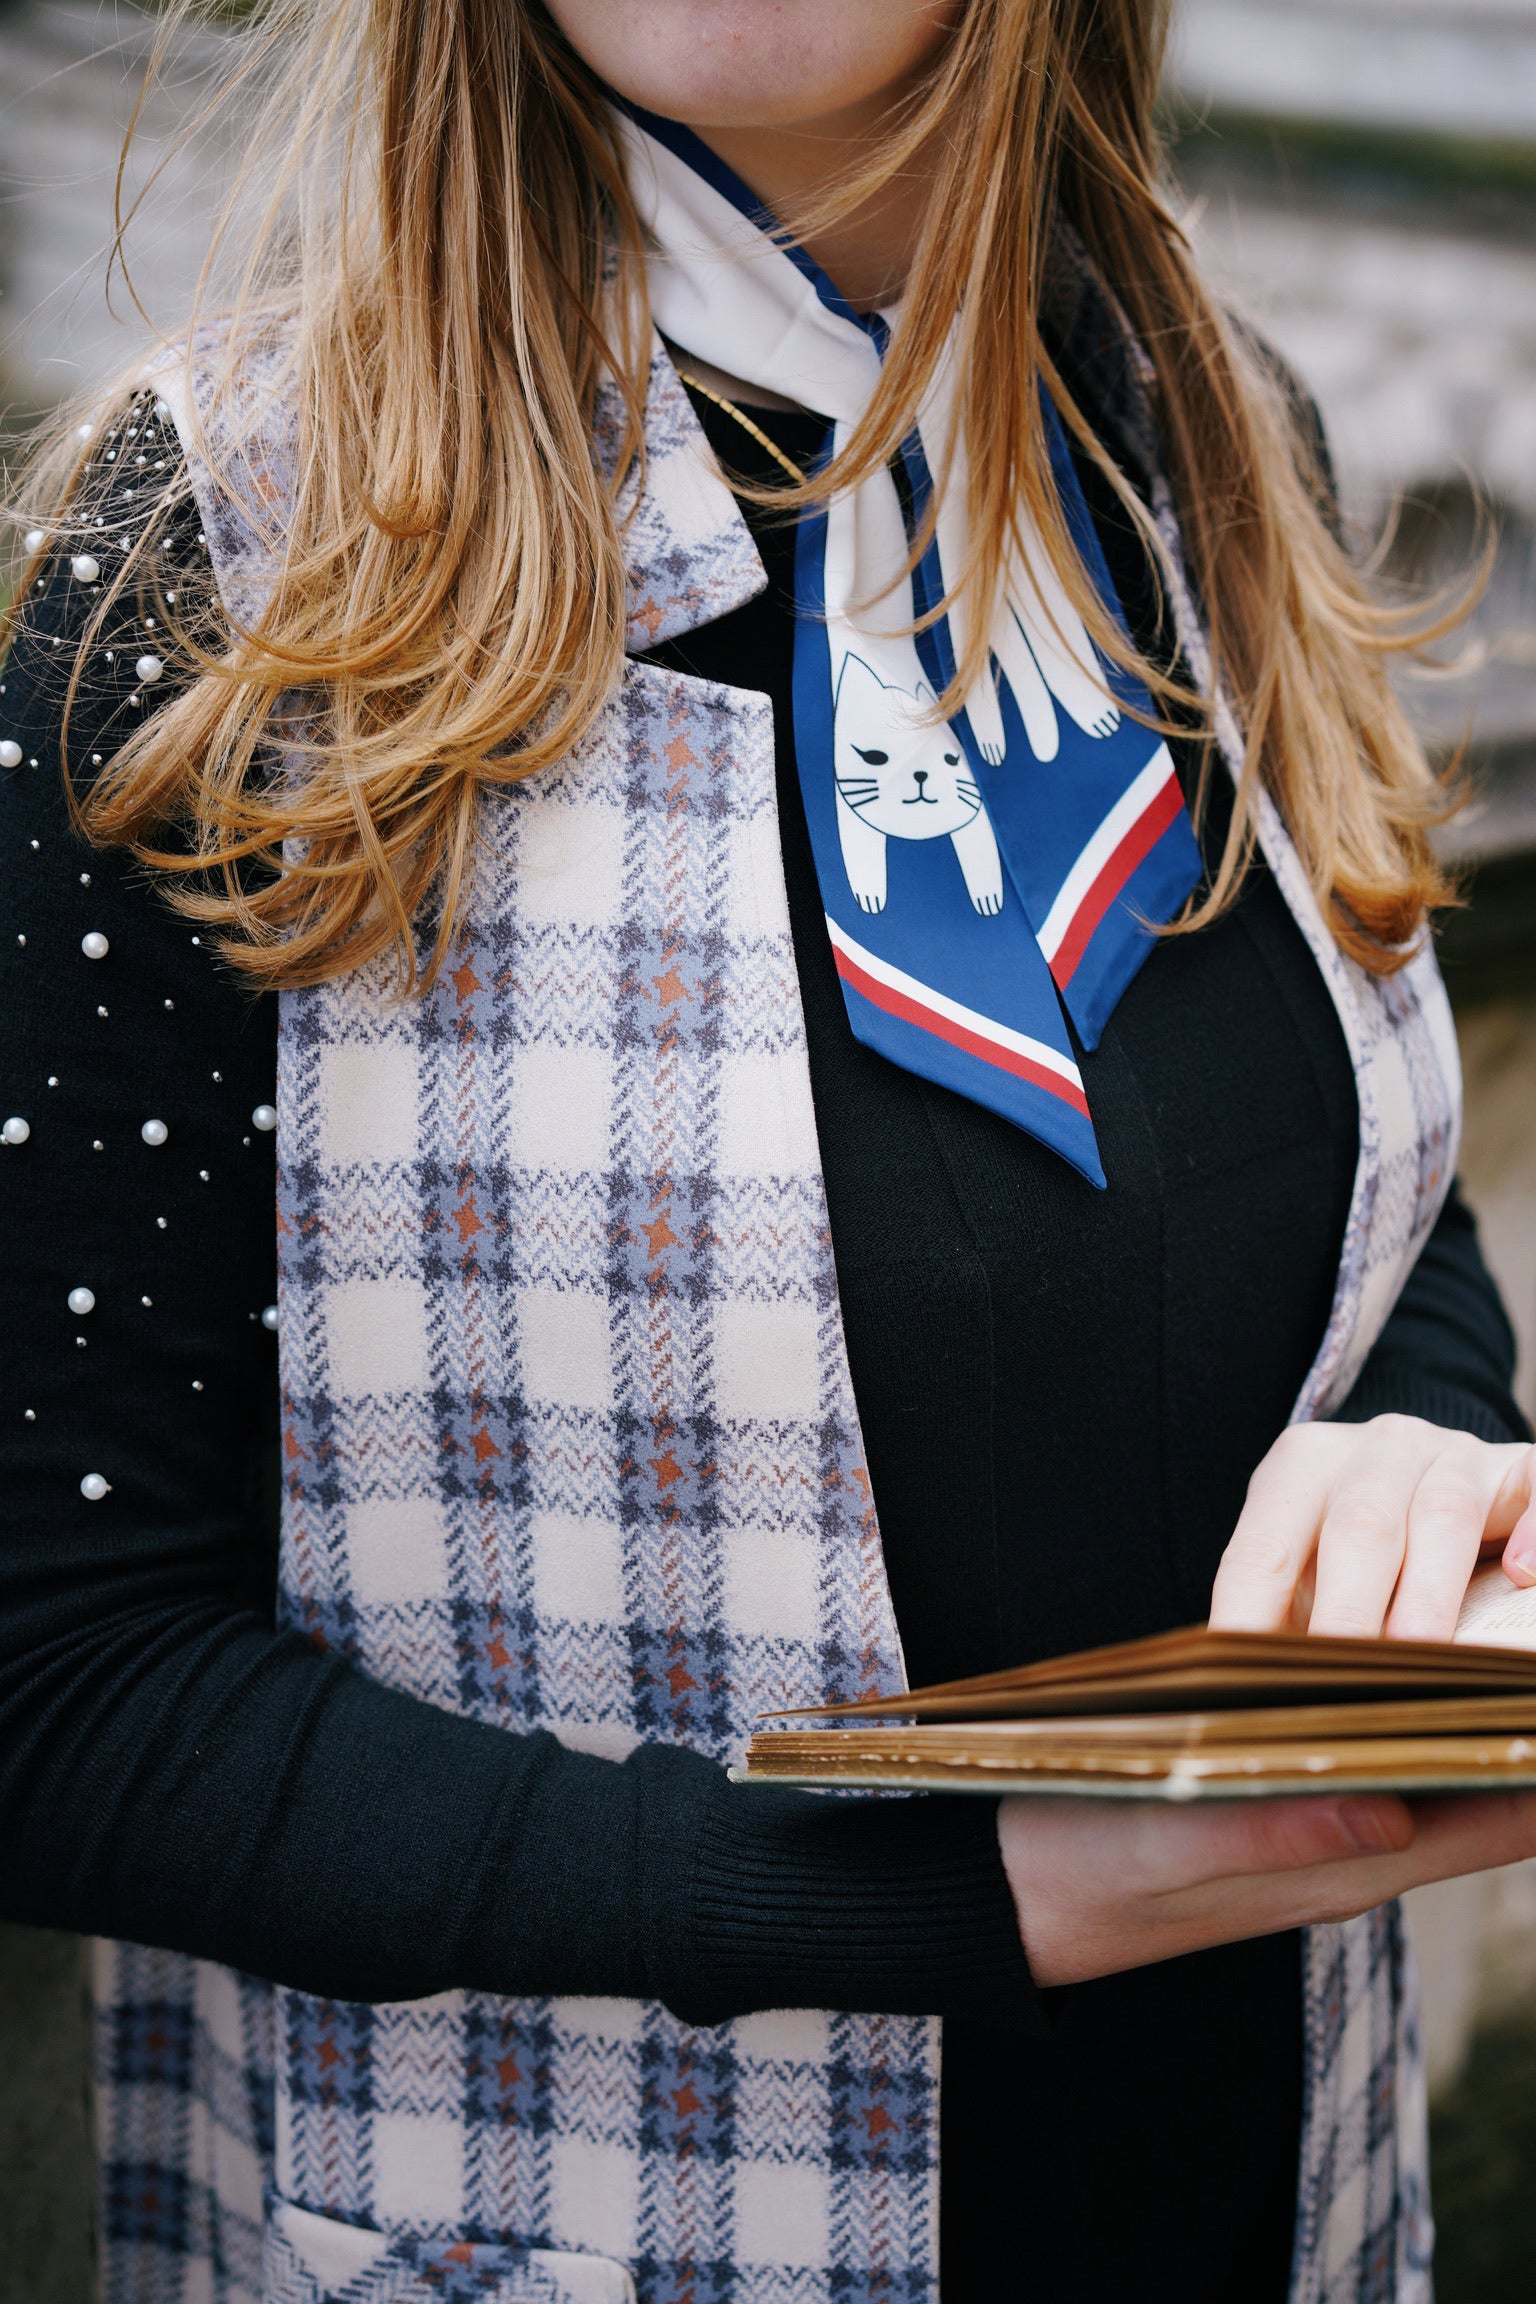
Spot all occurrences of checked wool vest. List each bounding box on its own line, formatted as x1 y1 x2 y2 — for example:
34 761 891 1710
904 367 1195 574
94 269 1458 2304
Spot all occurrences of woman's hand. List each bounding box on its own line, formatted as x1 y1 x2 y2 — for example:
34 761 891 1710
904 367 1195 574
1208 1415 1536 1643
999 1787 1536 1988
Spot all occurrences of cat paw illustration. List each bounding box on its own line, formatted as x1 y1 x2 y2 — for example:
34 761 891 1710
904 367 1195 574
950 810 1005 916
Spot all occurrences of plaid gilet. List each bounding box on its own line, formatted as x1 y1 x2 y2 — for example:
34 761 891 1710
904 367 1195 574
94 310 1458 2304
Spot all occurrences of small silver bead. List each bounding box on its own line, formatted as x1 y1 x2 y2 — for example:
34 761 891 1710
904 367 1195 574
198 1169 209 1181
70 555 100 585
261 1304 279 1332
79 873 90 886
92 1139 104 1152
252 1104 277 1133
24 1409 35 1422
155 1216 167 1230
46 1076 58 1088
2 1116 30 1145
23 529 45 553
141 1118 168 1146
97 1006 108 1018
192 1380 204 1392
16 935 24 948
141 1295 152 1307
163 998 174 1012
81 931 110 960
75 1335 87 1348
79 1473 110 1502
211 1070 222 1083
67 1286 95 1315
0 742 22 769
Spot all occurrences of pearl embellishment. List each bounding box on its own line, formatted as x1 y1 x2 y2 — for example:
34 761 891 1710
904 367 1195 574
81 931 110 960
135 655 164 685
67 1287 96 1316
261 1305 278 1332
252 1104 277 1132
79 1473 110 1502
2 1117 31 1145
70 555 100 585
141 1118 169 1147
0 742 21 769
23 529 45 554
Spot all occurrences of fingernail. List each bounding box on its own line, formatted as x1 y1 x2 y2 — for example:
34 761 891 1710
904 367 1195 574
1506 1545 1536 1589
1339 1800 1406 1855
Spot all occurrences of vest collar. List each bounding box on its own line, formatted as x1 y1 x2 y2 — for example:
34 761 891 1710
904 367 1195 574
607 332 769 653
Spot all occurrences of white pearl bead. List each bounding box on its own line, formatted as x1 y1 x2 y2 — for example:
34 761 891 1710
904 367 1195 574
79 1473 110 1501
76 422 94 442
135 655 164 684
141 1118 169 1146
2 1116 30 1146
153 399 171 425
70 555 100 585
23 529 45 554
0 742 21 769
261 1304 279 1332
252 1104 277 1132
68 1287 95 1316
81 931 110 960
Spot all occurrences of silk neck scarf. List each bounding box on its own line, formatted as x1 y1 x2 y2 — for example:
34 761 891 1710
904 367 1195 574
616 105 1202 1186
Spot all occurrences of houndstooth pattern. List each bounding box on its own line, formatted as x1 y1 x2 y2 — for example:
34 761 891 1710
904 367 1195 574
93 1939 274 2304
95 296 1458 2304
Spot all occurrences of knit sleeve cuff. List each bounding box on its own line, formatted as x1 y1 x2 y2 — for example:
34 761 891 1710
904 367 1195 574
1331 1364 1531 1446
635 1747 1044 2035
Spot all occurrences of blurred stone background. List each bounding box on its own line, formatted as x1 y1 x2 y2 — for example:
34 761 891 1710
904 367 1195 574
1 0 1535 2291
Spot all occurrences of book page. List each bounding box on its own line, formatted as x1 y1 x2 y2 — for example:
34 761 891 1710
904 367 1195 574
1455 1563 1536 1653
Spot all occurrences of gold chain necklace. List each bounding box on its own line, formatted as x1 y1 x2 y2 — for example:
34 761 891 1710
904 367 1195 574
676 370 806 486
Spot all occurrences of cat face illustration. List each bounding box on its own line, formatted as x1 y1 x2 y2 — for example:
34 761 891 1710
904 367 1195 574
831 652 1005 917
833 653 983 843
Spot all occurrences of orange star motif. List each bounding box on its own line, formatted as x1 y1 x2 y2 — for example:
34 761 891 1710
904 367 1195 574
642 1212 677 1259
650 1449 682 1490
653 966 689 1007
862 2102 897 2141
472 1428 503 1464
666 1658 699 1699
451 958 482 1001
454 1198 483 1243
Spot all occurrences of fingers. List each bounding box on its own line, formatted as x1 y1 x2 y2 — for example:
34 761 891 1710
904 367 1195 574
1307 1422 1433 1638
1383 1436 1508 1640
1209 1425 1343 1632
1122 1792 1417 1893
1212 1420 1535 1644
1498 1452 1536 1588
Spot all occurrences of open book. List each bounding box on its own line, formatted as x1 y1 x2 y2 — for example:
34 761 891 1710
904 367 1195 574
735 1567 1536 1801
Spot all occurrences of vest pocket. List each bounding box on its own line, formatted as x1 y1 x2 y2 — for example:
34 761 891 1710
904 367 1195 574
264 2198 638 2304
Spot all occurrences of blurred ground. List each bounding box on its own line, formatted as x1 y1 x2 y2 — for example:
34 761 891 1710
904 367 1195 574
0 1929 91 2297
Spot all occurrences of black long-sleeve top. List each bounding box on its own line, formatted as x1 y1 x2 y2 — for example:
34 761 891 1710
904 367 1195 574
0 386 1525 2303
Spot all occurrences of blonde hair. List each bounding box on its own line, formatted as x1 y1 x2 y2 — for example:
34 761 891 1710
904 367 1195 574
11 0 1457 989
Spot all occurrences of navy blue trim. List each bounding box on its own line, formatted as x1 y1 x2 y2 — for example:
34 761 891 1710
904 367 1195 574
615 99 884 342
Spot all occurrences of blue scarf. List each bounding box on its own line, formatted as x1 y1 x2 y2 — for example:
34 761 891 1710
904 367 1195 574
617 106 1203 1186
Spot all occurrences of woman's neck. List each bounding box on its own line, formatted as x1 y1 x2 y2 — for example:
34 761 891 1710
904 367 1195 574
695 85 943 314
